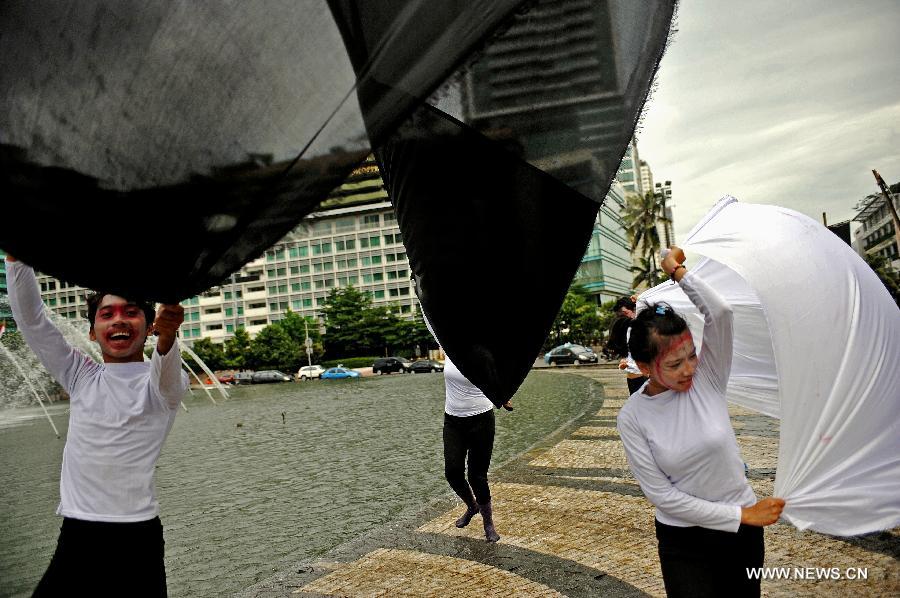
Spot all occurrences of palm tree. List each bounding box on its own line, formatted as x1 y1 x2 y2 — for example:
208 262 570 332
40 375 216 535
621 191 670 288
630 255 665 289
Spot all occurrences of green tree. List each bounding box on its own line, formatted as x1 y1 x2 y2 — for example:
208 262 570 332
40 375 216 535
276 310 324 362
630 255 665 289
407 306 437 357
184 337 225 371
319 286 380 357
865 254 900 307
545 286 603 350
247 324 302 371
223 327 250 369
622 191 670 288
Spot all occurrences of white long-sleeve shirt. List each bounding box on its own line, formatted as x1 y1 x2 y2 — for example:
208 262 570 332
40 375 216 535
617 270 756 532
420 311 493 417
7 261 188 522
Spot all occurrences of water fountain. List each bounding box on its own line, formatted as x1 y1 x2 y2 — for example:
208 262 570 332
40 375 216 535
0 325 60 437
179 340 230 402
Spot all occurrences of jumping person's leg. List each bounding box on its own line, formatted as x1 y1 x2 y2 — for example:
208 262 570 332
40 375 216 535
443 413 479 526
465 410 495 505
466 409 499 542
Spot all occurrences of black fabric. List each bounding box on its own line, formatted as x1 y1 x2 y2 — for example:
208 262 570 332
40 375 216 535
0 0 531 303
33 516 167 598
1 0 675 403
443 410 496 505
378 106 599 405
655 519 764 598
627 376 649 395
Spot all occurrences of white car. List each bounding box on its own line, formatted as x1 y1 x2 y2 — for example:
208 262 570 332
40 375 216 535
297 365 326 380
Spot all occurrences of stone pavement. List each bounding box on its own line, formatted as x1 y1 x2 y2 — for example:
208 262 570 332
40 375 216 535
241 368 899 597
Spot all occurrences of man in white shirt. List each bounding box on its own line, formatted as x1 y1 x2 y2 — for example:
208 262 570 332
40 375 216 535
6 255 188 597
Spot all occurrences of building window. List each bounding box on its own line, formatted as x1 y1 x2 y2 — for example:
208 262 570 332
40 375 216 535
373 290 385 299
312 242 332 255
335 217 355 232
226 324 234 333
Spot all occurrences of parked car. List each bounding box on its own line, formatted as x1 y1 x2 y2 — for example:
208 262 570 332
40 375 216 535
408 359 444 373
251 370 292 384
234 372 254 385
321 367 361 380
217 372 236 384
372 356 411 374
544 343 598 365
297 365 326 380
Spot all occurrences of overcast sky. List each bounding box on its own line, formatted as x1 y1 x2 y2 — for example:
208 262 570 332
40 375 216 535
637 0 900 242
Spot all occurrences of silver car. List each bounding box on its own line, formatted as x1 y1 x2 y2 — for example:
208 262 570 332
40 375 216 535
297 365 326 380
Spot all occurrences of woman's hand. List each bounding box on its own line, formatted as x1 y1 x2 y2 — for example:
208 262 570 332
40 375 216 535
618 358 628 370
660 246 687 281
741 497 786 526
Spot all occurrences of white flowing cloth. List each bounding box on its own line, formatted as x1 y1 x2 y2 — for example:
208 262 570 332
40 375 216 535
639 196 900 536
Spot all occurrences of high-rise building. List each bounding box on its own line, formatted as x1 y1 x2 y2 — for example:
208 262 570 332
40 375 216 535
0 248 13 331
32 157 420 345
461 0 649 303
616 138 644 198
654 180 675 248
639 160 654 198
852 182 899 270
574 181 635 303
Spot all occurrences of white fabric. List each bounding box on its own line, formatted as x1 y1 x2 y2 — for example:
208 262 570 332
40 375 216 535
640 197 900 536
7 261 188 522
421 311 493 417
618 271 756 532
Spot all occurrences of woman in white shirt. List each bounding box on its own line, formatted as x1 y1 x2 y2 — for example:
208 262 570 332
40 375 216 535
617 247 784 597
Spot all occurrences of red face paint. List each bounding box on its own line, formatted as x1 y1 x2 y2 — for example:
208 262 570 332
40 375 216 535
91 296 149 363
650 330 697 392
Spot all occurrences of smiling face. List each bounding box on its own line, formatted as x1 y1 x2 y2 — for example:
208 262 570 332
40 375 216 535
89 295 150 363
638 330 698 394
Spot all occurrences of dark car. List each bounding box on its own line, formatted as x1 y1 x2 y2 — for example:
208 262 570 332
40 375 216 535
250 370 292 384
234 372 255 385
544 344 598 366
408 359 445 374
372 356 411 374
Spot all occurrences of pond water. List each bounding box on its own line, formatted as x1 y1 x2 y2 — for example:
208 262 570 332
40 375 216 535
0 371 594 597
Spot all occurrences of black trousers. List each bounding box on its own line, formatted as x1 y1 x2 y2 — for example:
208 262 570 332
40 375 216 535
627 375 648 394
33 516 167 598
443 409 495 505
655 519 764 598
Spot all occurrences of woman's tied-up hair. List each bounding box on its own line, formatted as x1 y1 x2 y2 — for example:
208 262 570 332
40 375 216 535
628 302 689 363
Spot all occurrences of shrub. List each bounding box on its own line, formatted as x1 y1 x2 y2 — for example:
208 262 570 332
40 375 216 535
321 356 380 369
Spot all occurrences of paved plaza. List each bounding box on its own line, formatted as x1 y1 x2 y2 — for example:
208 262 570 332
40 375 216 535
242 368 899 597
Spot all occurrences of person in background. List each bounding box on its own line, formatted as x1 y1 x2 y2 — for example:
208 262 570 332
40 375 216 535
611 295 648 394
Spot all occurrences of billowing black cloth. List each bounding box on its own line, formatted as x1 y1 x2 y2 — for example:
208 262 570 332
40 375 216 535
1 0 675 405
377 105 599 405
